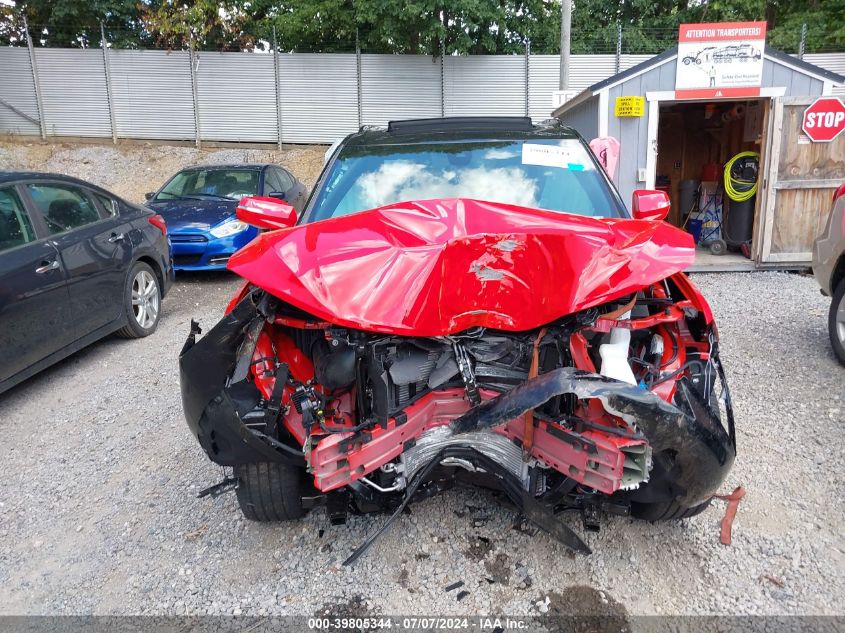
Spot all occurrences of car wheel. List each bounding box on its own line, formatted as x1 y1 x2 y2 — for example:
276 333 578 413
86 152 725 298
116 262 161 338
683 58 691 65
627 445 715 522
829 278 845 366
631 498 712 521
234 462 304 521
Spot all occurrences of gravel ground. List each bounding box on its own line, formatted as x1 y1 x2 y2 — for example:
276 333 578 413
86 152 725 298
0 269 842 620
0 140 327 203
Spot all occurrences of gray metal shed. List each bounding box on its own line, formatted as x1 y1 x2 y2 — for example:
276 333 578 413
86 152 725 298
553 46 845 269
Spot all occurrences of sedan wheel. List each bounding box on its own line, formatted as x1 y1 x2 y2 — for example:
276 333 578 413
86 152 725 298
132 269 160 329
829 279 845 366
117 262 161 338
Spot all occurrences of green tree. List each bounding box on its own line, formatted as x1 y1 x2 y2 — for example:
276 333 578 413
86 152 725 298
1 0 143 47
1 0 842 53
252 0 357 52
141 0 261 51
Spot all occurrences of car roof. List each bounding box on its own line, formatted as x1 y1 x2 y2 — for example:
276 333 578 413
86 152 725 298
175 164 270 172
341 117 581 149
0 171 114 191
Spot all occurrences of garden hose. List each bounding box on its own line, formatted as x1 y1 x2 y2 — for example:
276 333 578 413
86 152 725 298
724 151 760 202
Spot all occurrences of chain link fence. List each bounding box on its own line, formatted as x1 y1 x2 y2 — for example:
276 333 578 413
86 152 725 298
0 14 843 145
2 12 843 55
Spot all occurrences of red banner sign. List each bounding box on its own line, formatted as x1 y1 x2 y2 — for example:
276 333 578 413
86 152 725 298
679 22 767 43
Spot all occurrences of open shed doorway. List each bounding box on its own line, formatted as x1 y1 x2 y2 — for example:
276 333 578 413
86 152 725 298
656 98 767 271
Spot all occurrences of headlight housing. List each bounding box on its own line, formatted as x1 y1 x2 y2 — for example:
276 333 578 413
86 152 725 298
210 219 249 239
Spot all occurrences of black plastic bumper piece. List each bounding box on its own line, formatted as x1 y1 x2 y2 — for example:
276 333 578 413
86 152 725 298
450 366 736 507
179 295 304 467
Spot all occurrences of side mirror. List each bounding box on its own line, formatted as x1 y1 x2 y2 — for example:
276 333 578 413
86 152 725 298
236 196 297 230
268 191 287 201
144 192 155 201
631 189 671 222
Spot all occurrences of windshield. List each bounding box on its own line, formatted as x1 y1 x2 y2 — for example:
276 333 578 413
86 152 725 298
156 168 260 201
305 138 625 222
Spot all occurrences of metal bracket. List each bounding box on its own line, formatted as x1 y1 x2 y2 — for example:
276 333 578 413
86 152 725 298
454 342 481 406
197 476 239 499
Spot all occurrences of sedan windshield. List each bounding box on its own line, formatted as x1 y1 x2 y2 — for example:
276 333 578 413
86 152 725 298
306 138 626 222
157 169 260 201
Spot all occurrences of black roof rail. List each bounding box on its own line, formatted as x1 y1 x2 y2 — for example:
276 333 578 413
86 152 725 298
387 117 534 134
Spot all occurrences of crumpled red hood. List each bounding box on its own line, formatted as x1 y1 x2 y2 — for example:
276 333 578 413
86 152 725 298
228 198 694 336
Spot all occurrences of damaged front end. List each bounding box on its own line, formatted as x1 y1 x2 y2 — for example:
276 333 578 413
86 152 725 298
180 275 736 558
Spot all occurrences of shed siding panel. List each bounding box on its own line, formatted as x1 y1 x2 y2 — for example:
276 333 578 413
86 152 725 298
609 81 645 199
555 96 599 140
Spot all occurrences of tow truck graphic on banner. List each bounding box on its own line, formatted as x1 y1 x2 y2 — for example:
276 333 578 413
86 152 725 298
676 21 767 99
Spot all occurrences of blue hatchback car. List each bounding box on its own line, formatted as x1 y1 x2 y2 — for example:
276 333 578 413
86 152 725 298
145 164 306 271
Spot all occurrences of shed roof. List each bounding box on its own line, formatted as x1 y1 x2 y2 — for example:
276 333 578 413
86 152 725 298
552 45 845 118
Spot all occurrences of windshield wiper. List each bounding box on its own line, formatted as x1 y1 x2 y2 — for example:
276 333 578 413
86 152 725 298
188 193 237 201
155 194 208 201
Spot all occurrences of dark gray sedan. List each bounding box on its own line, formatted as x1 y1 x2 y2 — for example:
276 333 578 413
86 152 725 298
0 172 173 395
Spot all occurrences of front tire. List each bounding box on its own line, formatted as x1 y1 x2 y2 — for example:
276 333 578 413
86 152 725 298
627 445 714 522
631 498 712 521
234 462 304 521
829 278 845 366
117 262 161 338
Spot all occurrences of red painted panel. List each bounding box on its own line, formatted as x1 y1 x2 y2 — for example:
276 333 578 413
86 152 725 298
228 198 695 336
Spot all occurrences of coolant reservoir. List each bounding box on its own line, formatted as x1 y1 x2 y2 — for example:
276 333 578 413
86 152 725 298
599 312 637 385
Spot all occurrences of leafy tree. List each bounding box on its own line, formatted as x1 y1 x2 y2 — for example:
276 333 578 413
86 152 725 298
253 0 358 52
1 0 842 53
766 0 845 52
1 0 143 47
141 0 260 51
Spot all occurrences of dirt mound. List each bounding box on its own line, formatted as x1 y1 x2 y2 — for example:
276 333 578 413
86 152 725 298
0 140 327 203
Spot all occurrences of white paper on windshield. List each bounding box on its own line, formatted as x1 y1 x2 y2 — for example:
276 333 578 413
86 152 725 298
521 143 576 169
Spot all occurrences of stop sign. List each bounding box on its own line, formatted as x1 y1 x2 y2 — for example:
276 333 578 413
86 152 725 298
802 97 845 142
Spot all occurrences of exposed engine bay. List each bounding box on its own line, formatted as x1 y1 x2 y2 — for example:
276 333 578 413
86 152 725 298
180 274 735 559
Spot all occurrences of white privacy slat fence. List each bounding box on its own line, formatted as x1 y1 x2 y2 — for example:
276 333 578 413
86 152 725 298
1 47 842 145
108 50 195 141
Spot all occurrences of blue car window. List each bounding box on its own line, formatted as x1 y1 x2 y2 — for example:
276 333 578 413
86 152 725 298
274 168 294 191
158 169 260 201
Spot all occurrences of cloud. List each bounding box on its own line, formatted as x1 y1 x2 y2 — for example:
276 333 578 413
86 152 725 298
355 161 539 209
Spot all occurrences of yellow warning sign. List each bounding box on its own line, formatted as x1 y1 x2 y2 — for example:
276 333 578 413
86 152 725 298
615 96 645 117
